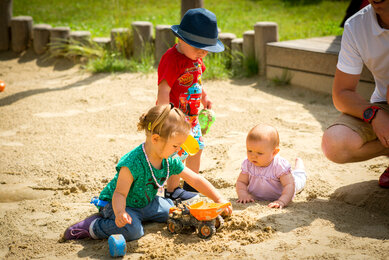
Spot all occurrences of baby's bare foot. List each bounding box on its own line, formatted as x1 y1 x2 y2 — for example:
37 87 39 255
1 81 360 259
295 157 304 170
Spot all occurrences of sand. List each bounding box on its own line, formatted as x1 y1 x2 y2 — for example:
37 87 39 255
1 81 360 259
0 50 388 259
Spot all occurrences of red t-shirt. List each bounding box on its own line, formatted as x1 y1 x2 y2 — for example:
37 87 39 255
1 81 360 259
158 44 206 117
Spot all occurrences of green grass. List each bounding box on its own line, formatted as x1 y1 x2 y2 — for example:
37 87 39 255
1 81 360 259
15 0 347 41
14 0 348 76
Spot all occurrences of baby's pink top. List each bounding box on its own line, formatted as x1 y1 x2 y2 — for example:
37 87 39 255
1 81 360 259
241 154 291 201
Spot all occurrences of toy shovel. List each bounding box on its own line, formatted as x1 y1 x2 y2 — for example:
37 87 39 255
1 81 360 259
181 135 199 156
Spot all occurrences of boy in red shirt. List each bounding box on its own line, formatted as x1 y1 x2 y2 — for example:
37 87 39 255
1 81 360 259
157 8 224 201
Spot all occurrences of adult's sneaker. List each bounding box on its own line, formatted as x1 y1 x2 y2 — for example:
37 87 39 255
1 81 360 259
165 187 199 202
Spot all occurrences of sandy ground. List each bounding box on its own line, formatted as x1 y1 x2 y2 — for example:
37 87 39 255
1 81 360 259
0 50 388 260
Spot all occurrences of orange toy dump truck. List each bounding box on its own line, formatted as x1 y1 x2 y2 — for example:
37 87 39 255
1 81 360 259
167 201 231 239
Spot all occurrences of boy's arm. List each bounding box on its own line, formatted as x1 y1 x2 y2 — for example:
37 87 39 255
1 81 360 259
178 167 232 215
201 89 212 109
157 80 171 105
112 166 134 227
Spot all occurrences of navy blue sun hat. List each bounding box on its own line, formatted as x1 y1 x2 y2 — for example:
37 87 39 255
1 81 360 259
171 8 224 53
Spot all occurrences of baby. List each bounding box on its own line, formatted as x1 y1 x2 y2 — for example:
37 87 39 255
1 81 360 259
236 124 307 208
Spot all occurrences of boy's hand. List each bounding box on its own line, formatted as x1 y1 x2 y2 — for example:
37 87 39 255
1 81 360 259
236 193 255 204
115 211 132 228
201 95 212 109
268 200 285 209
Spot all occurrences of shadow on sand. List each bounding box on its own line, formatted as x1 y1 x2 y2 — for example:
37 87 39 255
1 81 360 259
232 180 389 241
230 76 336 132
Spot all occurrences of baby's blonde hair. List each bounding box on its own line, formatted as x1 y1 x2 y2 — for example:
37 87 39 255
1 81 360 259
247 124 279 148
137 104 191 139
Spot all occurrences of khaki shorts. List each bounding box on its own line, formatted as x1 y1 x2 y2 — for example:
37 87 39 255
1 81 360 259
329 102 389 144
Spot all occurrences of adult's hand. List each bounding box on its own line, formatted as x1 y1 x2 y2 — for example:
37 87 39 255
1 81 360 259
372 109 389 148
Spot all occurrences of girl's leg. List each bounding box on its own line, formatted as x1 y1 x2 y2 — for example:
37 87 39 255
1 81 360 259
92 203 144 241
142 196 174 222
292 158 307 194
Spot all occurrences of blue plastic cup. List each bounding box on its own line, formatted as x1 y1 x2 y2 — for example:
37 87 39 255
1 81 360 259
108 234 127 257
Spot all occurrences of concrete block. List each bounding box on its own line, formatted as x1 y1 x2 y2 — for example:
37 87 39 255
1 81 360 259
266 66 374 100
32 24 52 55
266 36 374 82
254 22 278 76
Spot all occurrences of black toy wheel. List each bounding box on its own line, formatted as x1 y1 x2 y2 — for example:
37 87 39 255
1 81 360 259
167 219 183 234
197 222 216 239
215 215 224 230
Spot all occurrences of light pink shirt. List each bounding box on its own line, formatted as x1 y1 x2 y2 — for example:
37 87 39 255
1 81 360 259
241 154 291 201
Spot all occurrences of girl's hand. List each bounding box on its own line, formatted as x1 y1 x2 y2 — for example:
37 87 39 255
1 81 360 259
236 193 255 204
115 211 132 228
268 200 285 209
216 198 233 217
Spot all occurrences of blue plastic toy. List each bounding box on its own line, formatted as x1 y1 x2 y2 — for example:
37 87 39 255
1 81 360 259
108 234 127 257
90 197 108 208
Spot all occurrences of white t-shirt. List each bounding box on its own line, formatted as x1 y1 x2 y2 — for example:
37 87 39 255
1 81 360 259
337 5 389 103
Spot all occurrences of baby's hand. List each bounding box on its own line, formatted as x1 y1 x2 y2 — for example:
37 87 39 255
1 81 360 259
115 211 132 228
268 200 285 209
236 193 255 204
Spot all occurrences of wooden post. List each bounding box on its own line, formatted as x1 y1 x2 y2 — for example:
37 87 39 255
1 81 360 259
231 38 243 72
93 37 111 49
155 25 175 65
110 28 131 57
243 30 255 61
132 21 153 60
219 32 236 54
0 0 12 51
254 22 278 76
181 0 203 19
32 24 52 55
10 16 33 53
69 30 91 46
50 26 70 56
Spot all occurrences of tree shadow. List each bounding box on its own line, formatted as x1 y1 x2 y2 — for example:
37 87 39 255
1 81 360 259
0 73 108 107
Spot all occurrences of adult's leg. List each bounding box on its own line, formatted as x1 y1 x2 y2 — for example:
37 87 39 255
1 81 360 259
322 124 389 163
